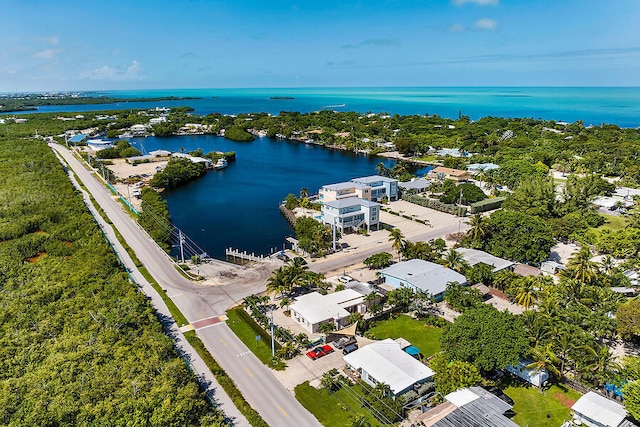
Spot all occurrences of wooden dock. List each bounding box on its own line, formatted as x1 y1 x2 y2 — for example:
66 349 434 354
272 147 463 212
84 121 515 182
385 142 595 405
225 248 277 264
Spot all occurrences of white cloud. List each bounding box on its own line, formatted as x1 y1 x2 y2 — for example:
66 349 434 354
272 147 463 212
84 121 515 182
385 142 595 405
33 49 58 59
452 0 499 5
80 60 142 81
472 18 498 31
448 24 466 32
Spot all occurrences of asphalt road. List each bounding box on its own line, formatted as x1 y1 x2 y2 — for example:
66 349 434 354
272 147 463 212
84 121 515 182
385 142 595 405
51 144 321 427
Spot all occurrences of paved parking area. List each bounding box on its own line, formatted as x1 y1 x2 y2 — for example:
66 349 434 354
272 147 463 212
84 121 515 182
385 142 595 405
272 342 345 392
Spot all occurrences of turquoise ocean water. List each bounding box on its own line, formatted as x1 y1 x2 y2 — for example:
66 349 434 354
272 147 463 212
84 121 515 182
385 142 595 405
24 87 640 128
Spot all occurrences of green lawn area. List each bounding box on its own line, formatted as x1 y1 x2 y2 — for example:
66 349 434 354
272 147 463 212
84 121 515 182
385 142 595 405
226 307 285 370
415 155 437 163
505 383 582 427
366 315 442 357
597 213 627 231
295 381 383 427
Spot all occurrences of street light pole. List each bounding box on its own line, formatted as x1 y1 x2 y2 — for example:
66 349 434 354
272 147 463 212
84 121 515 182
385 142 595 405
270 308 275 358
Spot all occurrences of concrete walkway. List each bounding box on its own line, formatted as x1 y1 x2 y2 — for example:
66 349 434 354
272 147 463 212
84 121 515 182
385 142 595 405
52 148 250 427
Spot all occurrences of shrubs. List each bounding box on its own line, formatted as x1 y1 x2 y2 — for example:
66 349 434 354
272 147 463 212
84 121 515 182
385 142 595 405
402 194 467 216
470 197 505 213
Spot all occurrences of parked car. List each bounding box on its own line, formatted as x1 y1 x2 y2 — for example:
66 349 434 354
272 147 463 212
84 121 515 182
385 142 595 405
338 275 352 283
342 343 359 355
306 345 334 360
333 336 357 349
276 253 290 262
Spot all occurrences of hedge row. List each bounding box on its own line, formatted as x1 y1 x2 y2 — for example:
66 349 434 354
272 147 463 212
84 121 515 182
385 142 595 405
401 194 467 216
470 197 506 213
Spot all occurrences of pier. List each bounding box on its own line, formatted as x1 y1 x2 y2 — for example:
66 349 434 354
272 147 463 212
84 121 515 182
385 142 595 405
225 248 278 264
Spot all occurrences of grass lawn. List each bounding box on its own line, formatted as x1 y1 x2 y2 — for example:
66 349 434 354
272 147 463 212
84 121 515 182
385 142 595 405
415 155 437 163
226 307 285 370
366 315 442 357
597 213 627 231
295 381 383 427
505 383 582 427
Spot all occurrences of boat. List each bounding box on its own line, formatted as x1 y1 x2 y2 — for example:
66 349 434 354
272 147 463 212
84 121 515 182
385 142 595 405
213 158 228 169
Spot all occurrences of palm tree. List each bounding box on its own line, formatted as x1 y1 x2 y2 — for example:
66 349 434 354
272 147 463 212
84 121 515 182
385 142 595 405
527 343 561 379
514 277 538 309
443 249 468 273
266 267 287 297
600 255 615 276
376 162 389 177
350 414 371 427
373 382 392 399
466 213 489 246
279 297 291 312
565 246 599 285
388 228 405 261
579 343 619 387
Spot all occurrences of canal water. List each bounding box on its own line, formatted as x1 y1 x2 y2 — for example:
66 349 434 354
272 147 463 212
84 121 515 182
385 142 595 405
131 135 431 259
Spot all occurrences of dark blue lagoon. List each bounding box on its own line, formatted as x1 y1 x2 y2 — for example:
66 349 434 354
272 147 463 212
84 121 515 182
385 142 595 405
131 135 420 259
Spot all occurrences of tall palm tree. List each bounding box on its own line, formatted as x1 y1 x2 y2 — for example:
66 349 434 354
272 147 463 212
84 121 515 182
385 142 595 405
466 213 489 247
579 343 619 387
514 277 538 309
266 267 287 297
565 246 599 285
388 228 405 261
373 382 392 399
527 343 561 379
600 255 615 276
443 249 468 273
376 162 389 177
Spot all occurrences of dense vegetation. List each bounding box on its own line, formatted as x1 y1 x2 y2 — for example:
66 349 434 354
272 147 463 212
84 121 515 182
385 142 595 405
149 157 206 188
95 140 141 159
0 140 222 426
138 187 173 251
0 94 200 112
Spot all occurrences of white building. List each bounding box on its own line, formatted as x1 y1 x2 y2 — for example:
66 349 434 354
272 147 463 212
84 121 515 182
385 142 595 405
457 248 514 273
571 392 632 427
321 198 381 233
343 338 434 398
289 290 368 333
378 259 467 301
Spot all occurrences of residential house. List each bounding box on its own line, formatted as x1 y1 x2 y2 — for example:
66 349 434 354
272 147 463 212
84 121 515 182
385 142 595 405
436 148 471 158
419 386 518 427
86 139 114 151
351 175 399 201
318 181 372 202
321 198 381 233
571 391 634 427
343 338 434 399
69 134 88 144
399 178 432 194
289 289 369 333
378 259 467 301
430 166 471 182
457 248 514 273
467 163 500 173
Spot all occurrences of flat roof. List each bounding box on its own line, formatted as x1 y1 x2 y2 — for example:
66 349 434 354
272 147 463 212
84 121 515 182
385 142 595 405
343 338 434 395
615 187 640 198
457 248 514 272
289 291 357 325
432 166 469 176
323 198 380 209
467 163 499 171
352 175 398 184
380 259 466 296
322 181 369 191
69 134 87 142
572 392 627 426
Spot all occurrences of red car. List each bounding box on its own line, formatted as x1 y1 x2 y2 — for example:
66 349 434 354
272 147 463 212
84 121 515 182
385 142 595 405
306 345 334 360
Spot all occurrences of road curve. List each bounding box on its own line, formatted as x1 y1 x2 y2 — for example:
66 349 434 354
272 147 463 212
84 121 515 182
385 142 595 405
51 144 321 427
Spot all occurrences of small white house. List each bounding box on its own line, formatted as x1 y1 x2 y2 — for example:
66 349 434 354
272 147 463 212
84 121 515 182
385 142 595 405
289 290 368 333
571 391 632 427
505 359 549 388
343 338 434 398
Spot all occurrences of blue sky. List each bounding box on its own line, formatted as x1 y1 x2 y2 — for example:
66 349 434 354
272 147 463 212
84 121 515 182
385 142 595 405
1 0 639 91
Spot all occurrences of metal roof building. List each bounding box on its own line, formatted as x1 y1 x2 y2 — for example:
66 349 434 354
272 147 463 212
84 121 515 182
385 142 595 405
457 248 514 273
379 259 466 301
571 391 632 427
343 338 434 398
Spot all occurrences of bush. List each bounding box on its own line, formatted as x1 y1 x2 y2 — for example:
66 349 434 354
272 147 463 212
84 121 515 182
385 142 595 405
470 197 506 213
402 194 467 216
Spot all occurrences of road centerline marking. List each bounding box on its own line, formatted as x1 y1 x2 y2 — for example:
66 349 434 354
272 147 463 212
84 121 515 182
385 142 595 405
245 368 254 379
278 405 289 418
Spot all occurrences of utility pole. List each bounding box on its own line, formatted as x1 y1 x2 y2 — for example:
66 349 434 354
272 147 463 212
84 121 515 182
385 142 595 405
332 216 337 251
458 189 463 233
179 230 185 264
127 185 132 211
270 308 276 358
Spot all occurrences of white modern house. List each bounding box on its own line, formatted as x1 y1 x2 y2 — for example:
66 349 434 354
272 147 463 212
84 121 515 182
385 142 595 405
343 338 434 398
378 259 467 301
321 198 381 233
289 289 368 333
570 391 633 427
351 175 399 202
457 248 515 273
318 175 399 203
319 181 372 202
86 139 114 151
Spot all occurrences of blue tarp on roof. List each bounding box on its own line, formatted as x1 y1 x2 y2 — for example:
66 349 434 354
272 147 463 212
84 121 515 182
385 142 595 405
405 345 420 356
69 134 87 143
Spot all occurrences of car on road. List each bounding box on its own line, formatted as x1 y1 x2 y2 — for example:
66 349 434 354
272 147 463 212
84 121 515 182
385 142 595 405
338 275 352 283
332 336 357 349
342 343 359 355
306 345 334 360
276 253 290 262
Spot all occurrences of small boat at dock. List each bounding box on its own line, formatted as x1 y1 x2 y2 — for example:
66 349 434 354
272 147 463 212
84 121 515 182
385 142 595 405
214 158 228 169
